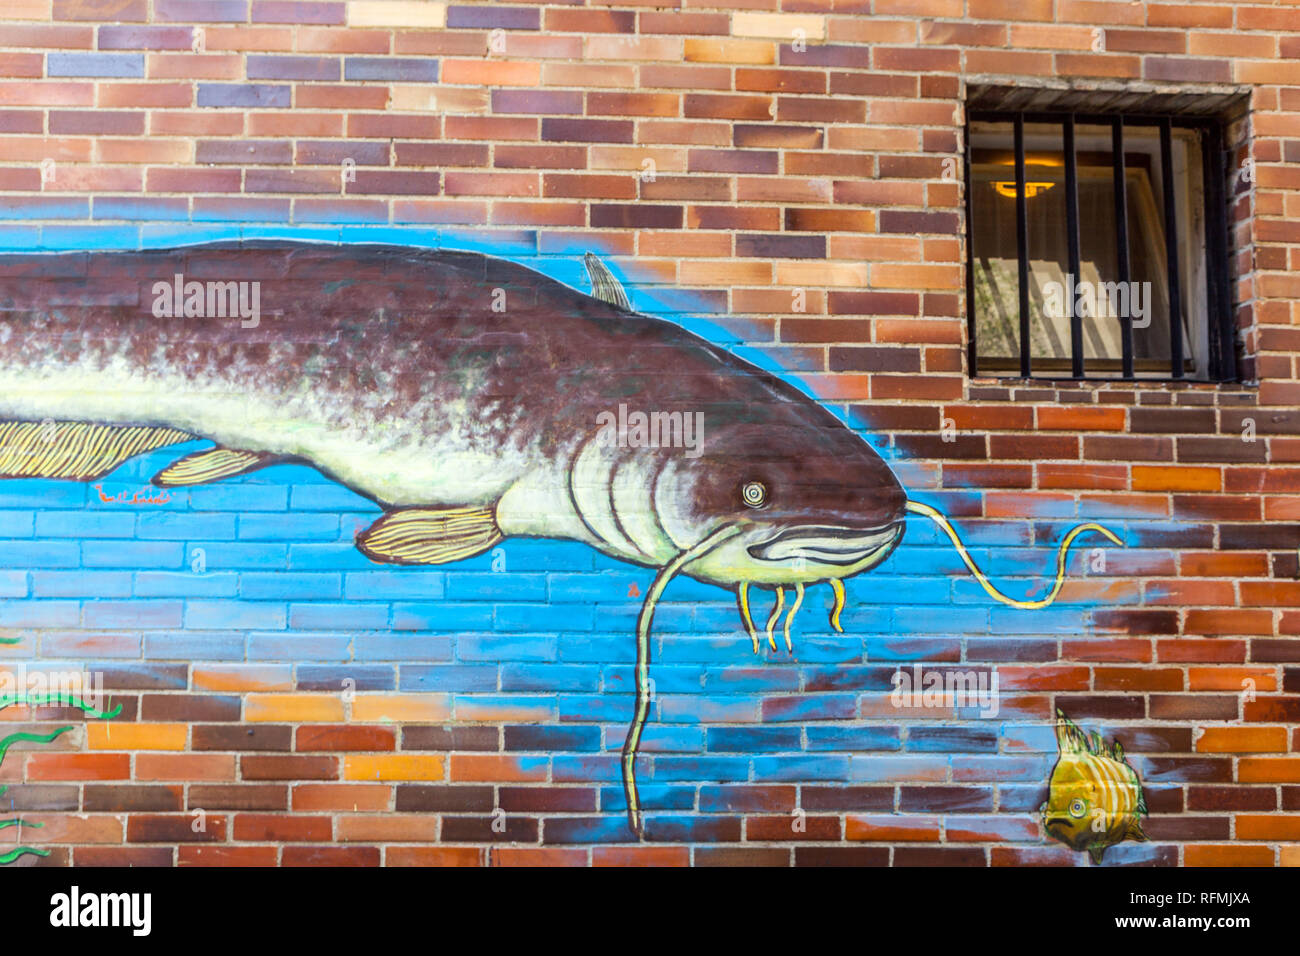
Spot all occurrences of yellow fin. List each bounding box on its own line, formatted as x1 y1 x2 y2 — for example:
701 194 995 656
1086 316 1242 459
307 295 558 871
153 448 282 487
356 505 502 566
0 421 193 481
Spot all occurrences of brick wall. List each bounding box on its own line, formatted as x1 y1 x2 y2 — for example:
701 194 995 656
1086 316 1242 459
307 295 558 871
0 0 1297 868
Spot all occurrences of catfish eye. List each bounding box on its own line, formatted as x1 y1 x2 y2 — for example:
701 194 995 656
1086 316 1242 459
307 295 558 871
1068 798 1087 818
741 481 767 508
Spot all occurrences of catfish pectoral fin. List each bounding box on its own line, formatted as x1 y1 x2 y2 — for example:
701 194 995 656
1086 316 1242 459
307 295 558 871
0 421 194 481
357 505 502 566
152 448 285 487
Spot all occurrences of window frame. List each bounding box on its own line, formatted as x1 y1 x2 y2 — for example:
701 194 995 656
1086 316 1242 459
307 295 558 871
964 109 1237 384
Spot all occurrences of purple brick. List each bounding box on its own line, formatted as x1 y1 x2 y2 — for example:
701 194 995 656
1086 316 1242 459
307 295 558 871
155 0 249 22
294 199 388 223
196 140 294 165
446 5 540 29
192 197 291 221
343 58 440 82
93 196 189 220
493 90 583 115
197 84 291 108
542 117 633 143
246 55 341 82
245 169 340 193
346 170 441 195
97 25 195 50
252 0 346 23
296 140 389 166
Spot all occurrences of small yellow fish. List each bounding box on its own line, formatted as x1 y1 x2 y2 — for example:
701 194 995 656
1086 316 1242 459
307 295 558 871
1040 709 1148 863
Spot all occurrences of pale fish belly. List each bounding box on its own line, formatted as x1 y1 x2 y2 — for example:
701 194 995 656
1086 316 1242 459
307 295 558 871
0 362 528 508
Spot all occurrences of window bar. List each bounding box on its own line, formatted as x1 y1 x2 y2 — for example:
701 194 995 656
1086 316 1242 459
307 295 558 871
964 118 978 376
1160 117 1185 379
1203 122 1236 382
1111 116 1133 379
1014 114 1031 378
1064 115 1083 379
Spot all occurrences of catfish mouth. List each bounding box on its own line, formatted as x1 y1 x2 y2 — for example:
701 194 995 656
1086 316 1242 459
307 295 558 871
748 521 904 567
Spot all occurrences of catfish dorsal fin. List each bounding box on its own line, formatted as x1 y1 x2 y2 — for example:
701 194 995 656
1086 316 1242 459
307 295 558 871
153 448 284 487
583 252 631 311
357 505 502 566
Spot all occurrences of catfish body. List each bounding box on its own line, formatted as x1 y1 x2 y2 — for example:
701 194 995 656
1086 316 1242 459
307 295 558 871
0 241 907 584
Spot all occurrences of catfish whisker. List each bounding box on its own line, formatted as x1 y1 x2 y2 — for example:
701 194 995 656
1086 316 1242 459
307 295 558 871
623 523 744 836
737 581 759 654
904 500 1121 609
764 587 785 652
828 578 845 634
783 582 804 652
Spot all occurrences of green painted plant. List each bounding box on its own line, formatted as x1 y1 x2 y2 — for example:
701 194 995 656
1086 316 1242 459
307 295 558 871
0 693 121 865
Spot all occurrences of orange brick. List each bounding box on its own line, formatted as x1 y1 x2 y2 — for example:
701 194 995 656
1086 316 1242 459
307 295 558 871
26 754 129 781
350 693 452 723
136 754 237 781
1037 406 1126 431
344 754 445 781
390 847 484 866
449 754 548 783
592 846 691 866
491 847 585 866
245 694 345 723
21 814 124 844
1186 845 1275 866
86 722 187 751
846 815 941 841
193 665 292 693
684 37 775 65
441 60 541 87
292 784 392 812
1131 466 1221 492
1238 759 1300 784
337 814 440 842
1196 726 1288 753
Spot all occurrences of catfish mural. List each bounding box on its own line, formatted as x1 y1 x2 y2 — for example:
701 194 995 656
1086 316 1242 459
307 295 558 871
0 241 1120 836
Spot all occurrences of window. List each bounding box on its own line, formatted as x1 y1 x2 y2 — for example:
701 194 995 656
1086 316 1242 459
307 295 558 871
964 106 1236 382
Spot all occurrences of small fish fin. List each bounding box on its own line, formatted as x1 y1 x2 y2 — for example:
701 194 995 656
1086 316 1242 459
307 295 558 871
1112 740 1124 762
1054 708 1087 755
0 421 194 481
152 448 283 487
357 505 502 566
1088 845 1107 864
583 252 631 311
1128 818 1148 842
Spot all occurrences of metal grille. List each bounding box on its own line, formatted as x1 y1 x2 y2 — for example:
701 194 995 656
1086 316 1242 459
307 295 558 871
965 109 1237 383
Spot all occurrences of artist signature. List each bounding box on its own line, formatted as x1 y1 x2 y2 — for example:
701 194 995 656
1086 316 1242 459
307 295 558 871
92 484 172 506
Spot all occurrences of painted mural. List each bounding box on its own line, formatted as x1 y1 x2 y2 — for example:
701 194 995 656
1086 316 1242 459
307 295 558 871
1042 710 1149 863
0 240 1127 854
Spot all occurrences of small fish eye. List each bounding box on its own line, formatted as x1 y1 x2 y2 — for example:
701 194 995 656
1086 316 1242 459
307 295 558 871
741 481 766 509
1069 798 1087 819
